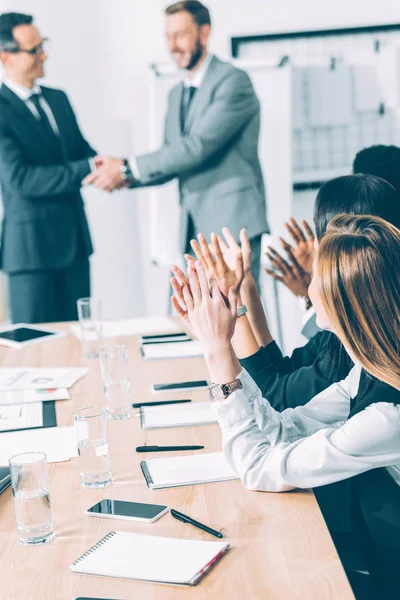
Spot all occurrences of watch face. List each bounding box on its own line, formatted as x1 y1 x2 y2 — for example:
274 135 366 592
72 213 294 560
209 384 225 402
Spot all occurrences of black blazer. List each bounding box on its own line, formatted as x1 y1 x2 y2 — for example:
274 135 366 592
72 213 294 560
0 84 95 273
239 331 352 411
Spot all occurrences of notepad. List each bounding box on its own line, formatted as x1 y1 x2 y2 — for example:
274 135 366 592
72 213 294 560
0 426 78 465
140 451 239 490
140 401 217 429
141 340 203 361
70 316 178 339
71 530 229 586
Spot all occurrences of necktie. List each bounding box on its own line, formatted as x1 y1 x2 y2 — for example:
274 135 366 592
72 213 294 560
29 93 58 142
181 85 197 130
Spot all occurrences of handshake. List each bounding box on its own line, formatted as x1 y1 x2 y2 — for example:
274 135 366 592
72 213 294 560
82 156 133 192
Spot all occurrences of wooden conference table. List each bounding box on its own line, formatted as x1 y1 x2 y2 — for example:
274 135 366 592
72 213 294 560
0 323 354 600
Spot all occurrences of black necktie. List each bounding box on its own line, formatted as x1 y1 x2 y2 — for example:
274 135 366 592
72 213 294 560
29 93 58 142
181 85 197 129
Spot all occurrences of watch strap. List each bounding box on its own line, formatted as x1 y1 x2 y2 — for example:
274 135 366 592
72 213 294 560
237 305 248 318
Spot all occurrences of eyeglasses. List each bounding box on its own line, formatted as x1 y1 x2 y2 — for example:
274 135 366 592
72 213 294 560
8 38 49 56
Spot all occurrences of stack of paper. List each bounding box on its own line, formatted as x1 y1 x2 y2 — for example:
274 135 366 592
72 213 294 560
141 340 203 361
0 426 78 465
140 401 217 429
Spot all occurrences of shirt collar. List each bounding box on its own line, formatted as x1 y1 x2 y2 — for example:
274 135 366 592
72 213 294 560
2 77 41 101
183 53 213 88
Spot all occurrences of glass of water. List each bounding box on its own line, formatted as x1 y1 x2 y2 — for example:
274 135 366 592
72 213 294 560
74 406 112 489
99 345 132 420
77 297 104 359
9 452 53 545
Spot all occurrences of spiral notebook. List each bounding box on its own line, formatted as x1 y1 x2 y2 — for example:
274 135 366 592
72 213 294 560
70 530 229 586
140 401 217 429
140 451 239 490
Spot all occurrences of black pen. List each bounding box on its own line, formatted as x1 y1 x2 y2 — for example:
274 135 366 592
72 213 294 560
171 509 223 539
132 399 191 408
136 445 204 453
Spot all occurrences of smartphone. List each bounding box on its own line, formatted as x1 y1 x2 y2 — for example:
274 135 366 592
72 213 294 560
152 380 208 393
86 499 168 523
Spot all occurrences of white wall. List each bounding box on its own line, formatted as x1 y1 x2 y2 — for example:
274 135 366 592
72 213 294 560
1 0 399 318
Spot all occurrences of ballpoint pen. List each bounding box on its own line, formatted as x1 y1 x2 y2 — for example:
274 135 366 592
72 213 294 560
132 399 191 408
171 508 223 538
136 445 204 452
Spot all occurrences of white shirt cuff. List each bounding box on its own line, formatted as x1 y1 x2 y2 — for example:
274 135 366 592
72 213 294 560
211 368 260 427
88 157 96 173
129 157 140 180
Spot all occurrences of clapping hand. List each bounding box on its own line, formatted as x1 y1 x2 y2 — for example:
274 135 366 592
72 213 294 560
265 245 310 299
281 217 315 274
184 230 244 296
179 262 237 355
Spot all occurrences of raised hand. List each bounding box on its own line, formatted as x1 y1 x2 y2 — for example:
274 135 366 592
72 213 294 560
181 262 237 355
184 232 244 295
282 217 315 274
265 245 310 299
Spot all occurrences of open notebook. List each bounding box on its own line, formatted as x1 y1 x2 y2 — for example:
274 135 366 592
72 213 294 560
71 530 229 586
140 401 217 429
141 340 203 361
140 451 239 490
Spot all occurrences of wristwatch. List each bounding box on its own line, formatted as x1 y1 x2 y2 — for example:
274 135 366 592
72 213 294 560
209 378 243 402
237 305 247 318
120 159 135 184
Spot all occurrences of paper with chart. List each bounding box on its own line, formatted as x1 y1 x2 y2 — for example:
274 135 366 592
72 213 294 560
141 401 217 429
0 388 70 406
0 368 87 391
0 402 43 432
0 426 78 465
70 316 179 340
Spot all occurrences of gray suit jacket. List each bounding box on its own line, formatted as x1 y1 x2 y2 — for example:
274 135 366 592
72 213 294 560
135 56 269 250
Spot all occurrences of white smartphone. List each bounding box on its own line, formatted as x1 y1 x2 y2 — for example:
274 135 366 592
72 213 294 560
85 499 168 523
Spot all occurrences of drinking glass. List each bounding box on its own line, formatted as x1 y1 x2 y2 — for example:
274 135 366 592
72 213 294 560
99 345 133 420
73 406 112 489
9 452 53 545
77 297 104 359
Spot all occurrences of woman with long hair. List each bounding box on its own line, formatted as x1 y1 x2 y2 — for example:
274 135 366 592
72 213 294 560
175 214 400 598
172 173 400 413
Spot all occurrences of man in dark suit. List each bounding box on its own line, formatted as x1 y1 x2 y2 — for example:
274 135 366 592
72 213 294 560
0 12 95 323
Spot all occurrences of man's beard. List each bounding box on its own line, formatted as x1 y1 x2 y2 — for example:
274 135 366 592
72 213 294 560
186 39 203 70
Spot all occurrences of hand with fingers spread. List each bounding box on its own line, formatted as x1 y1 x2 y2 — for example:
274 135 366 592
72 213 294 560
282 217 315 275
170 264 192 331
180 261 238 357
185 232 244 295
265 246 310 299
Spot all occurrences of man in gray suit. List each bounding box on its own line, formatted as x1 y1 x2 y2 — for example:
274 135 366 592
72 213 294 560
85 0 268 283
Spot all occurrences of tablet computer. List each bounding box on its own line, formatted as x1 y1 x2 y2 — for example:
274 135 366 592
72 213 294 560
0 324 66 349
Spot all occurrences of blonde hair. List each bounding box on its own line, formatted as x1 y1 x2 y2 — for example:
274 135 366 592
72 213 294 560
317 214 400 391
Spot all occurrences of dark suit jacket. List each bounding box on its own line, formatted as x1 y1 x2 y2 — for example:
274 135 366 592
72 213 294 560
0 83 95 273
239 331 353 410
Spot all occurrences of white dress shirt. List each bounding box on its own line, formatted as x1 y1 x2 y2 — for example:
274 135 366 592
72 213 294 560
3 77 60 136
212 364 400 492
129 54 213 179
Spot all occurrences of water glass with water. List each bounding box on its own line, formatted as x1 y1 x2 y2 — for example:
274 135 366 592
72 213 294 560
74 406 112 489
77 297 104 359
99 345 132 420
9 452 53 545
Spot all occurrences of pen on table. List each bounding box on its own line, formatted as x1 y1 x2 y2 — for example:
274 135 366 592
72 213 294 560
132 399 191 408
136 445 204 453
171 508 223 539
